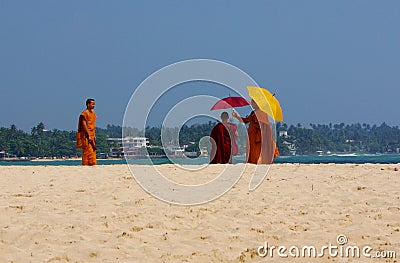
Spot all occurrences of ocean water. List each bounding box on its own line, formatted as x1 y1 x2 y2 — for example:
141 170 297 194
0 154 399 166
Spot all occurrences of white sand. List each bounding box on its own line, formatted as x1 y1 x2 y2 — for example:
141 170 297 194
0 164 399 262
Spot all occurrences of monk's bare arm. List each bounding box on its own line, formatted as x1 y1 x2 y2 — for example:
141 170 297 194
232 111 244 123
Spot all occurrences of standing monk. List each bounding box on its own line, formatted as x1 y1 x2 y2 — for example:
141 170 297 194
78 99 97 166
232 100 279 164
210 112 234 164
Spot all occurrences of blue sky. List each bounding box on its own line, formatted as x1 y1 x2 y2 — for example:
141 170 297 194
1 1 399 131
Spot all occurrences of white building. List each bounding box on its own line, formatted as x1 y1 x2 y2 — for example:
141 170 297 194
108 137 149 157
279 130 288 137
165 145 187 157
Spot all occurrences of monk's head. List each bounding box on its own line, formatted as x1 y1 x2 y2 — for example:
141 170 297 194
220 111 229 122
86 98 95 110
251 99 259 110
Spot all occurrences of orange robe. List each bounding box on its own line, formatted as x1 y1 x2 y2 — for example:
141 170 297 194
242 110 278 164
78 109 97 166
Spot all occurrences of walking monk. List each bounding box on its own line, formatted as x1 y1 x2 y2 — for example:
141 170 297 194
210 112 234 164
232 100 279 164
77 98 97 166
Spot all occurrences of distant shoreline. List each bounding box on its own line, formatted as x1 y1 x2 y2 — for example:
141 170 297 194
1 153 400 165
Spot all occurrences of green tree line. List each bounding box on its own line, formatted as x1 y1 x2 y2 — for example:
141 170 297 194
0 123 113 158
276 122 400 155
1 122 400 158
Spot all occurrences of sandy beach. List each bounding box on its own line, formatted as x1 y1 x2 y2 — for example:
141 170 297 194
0 163 399 262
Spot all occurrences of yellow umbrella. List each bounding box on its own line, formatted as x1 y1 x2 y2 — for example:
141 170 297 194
247 86 283 121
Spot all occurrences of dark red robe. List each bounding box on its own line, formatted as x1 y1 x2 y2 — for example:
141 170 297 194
210 122 232 164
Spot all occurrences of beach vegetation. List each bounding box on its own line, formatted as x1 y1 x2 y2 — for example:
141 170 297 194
1 121 400 158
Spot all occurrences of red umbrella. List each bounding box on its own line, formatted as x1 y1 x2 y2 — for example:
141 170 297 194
210 96 250 110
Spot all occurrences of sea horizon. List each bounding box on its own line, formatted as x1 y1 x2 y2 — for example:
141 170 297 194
1 153 399 166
